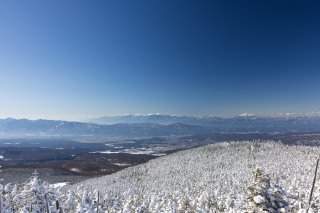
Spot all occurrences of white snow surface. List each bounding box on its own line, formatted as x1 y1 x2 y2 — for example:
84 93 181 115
50 182 68 188
253 195 265 204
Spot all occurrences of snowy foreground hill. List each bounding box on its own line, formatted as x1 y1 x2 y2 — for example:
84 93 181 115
2 141 320 212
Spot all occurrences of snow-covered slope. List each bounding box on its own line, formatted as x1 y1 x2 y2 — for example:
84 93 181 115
3 141 320 212
65 141 320 212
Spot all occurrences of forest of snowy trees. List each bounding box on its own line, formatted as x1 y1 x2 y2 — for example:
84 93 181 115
1 141 320 212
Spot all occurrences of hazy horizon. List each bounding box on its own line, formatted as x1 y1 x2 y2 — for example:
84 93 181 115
2 111 320 122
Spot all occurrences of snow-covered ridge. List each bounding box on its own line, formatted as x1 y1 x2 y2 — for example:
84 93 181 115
64 140 320 212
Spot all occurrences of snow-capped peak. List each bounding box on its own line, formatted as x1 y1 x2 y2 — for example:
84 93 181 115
239 112 256 117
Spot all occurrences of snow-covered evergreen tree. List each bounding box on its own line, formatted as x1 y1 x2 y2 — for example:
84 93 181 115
244 168 296 212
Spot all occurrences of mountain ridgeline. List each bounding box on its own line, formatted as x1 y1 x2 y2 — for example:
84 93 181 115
88 114 320 132
2 115 320 138
0 118 211 138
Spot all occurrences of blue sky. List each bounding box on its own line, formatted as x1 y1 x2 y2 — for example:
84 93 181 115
1 0 320 120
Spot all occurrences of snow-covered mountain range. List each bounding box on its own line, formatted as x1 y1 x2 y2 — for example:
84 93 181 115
3 115 320 138
90 114 320 132
88 113 320 124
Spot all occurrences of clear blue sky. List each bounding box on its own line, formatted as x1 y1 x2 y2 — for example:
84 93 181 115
1 0 320 120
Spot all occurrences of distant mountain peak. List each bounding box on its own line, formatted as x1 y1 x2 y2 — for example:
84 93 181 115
239 113 256 117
